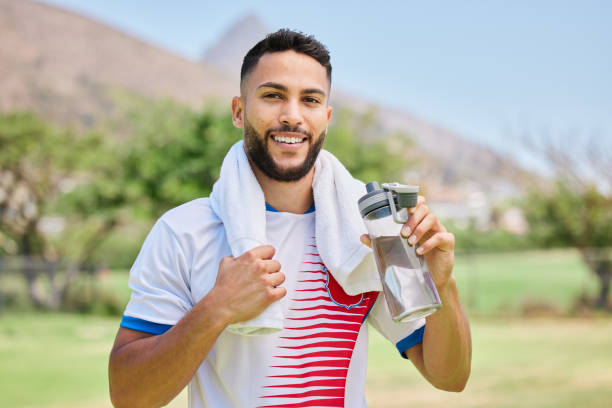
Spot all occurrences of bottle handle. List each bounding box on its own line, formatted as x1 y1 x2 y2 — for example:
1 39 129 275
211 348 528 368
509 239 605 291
385 191 409 224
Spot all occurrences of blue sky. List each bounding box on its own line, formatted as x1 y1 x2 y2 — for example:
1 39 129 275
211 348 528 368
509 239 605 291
39 0 611 159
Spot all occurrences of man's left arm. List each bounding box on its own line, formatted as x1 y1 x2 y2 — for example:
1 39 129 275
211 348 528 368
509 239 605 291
404 276 471 391
361 195 472 392
402 195 471 391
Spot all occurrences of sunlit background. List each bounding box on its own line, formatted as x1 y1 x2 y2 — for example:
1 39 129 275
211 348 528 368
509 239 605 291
1 1 611 407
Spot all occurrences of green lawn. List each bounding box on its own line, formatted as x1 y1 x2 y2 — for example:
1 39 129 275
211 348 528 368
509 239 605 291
0 249 608 407
1 313 611 408
367 318 612 408
453 249 597 316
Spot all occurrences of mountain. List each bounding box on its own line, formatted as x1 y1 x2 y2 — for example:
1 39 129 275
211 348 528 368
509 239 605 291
0 0 531 211
200 13 529 203
201 13 269 79
0 0 236 127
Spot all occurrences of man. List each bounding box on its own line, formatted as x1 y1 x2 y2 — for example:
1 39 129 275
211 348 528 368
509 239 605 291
109 29 471 408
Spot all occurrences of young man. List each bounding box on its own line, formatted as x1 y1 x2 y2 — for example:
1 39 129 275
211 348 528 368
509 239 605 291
109 29 471 408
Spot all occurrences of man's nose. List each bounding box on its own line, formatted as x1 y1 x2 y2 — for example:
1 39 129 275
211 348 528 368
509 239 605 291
279 99 303 127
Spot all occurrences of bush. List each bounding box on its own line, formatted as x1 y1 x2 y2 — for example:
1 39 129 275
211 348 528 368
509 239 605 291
61 276 124 316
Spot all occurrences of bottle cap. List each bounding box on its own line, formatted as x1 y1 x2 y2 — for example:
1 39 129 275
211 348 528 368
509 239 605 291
358 181 419 218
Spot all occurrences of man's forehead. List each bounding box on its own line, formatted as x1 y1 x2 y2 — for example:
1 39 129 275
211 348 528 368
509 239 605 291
243 50 330 94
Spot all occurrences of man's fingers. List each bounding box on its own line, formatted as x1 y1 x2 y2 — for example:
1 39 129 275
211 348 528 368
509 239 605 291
402 203 429 239
360 234 372 248
266 270 286 287
264 259 281 273
409 195 426 214
408 213 439 245
268 285 287 301
416 231 455 255
239 245 276 261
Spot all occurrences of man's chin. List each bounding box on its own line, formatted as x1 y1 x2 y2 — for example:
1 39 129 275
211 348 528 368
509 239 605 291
269 162 314 181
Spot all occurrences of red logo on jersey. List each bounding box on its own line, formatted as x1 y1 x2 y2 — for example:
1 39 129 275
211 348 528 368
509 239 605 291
324 267 364 309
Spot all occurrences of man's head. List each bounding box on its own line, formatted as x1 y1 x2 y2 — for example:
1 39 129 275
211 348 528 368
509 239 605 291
232 29 333 183
240 29 332 96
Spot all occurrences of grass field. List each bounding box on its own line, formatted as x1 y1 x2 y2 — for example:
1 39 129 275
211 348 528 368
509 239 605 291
1 313 611 408
366 318 612 408
0 250 609 407
453 249 598 316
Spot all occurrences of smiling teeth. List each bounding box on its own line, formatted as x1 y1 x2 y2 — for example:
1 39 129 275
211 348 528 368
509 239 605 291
273 136 303 144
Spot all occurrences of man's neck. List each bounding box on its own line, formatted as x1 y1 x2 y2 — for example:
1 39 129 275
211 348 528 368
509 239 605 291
250 163 315 214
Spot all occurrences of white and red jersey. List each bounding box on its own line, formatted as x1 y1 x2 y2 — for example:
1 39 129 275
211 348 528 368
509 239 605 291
122 198 425 408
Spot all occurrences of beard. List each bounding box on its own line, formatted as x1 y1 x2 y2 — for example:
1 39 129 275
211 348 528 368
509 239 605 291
243 119 326 182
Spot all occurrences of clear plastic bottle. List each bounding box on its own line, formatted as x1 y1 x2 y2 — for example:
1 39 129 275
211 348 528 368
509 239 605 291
358 182 442 322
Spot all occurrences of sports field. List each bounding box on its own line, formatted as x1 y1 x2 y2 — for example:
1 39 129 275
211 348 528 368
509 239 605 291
0 250 610 408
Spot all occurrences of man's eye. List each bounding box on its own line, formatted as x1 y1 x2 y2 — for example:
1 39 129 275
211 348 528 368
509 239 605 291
304 97 321 104
264 93 281 99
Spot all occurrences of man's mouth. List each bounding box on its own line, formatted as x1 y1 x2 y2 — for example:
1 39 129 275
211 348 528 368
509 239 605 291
271 134 307 144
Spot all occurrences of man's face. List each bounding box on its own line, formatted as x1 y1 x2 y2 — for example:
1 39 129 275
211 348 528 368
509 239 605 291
232 50 333 182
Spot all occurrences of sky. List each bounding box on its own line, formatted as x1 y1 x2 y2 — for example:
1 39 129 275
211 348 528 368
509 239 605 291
39 0 611 164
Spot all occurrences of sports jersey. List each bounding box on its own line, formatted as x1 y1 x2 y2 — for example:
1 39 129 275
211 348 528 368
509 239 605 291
121 198 425 408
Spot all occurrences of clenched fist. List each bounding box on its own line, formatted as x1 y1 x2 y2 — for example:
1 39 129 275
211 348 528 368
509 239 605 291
212 245 286 324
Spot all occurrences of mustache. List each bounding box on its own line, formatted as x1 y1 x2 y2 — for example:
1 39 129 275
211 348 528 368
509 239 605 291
265 125 311 139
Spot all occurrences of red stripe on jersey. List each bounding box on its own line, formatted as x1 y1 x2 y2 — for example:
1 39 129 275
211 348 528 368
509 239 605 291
271 360 350 369
264 379 346 388
284 322 360 332
258 397 345 408
290 304 366 314
286 313 363 323
290 296 334 302
294 287 328 292
280 331 358 341
261 387 345 399
267 369 347 379
279 341 355 350
273 350 352 359
297 279 327 283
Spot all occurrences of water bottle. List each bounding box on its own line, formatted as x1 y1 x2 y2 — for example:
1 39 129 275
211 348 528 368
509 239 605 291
358 182 442 322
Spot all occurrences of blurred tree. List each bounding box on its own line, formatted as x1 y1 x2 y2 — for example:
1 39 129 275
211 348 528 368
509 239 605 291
62 98 242 222
522 136 612 309
66 100 411 269
56 98 243 275
0 112 99 307
1 99 413 311
324 107 411 183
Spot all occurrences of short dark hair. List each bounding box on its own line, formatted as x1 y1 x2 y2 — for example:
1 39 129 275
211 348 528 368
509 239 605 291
240 29 332 89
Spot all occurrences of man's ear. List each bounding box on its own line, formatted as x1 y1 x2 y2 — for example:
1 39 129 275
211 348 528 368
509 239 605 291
326 105 333 125
231 96 244 128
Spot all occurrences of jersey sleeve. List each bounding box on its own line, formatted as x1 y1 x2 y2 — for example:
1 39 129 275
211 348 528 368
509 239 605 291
367 294 426 359
121 218 193 333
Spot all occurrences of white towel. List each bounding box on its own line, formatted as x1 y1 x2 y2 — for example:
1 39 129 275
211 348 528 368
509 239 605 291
209 140 381 336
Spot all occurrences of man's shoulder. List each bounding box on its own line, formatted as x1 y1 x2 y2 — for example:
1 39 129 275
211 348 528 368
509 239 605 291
158 197 222 236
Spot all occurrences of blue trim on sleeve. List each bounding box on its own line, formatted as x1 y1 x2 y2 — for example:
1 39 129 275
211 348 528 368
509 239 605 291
120 315 173 335
265 203 279 212
396 325 425 359
304 203 316 214
266 203 316 214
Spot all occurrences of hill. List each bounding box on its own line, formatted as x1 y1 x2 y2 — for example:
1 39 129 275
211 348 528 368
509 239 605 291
0 0 236 127
0 0 532 214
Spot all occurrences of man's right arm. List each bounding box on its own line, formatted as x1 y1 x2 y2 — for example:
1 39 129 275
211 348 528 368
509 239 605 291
108 245 285 408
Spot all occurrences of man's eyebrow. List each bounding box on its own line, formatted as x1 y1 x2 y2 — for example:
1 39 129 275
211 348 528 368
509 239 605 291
257 82 288 92
301 88 327 97
256 82 327 97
